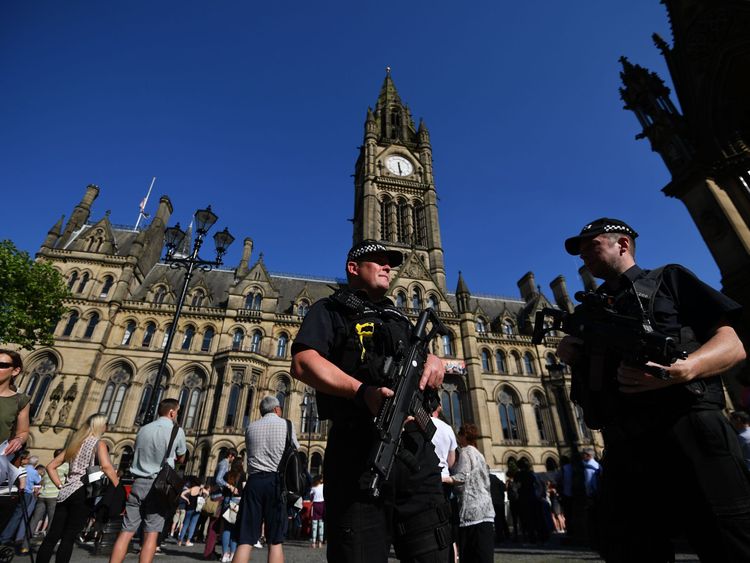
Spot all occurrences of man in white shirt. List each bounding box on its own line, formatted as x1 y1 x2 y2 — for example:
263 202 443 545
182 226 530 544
430 405 457 484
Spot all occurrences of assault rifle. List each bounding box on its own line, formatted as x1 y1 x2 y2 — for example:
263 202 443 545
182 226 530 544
363 307 447 498
531 290 687 379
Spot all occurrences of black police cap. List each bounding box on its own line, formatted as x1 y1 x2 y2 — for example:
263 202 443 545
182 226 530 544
346 239 403 267
564 218 638 255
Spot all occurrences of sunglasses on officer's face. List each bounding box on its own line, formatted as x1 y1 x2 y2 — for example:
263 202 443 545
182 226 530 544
0 362 16 369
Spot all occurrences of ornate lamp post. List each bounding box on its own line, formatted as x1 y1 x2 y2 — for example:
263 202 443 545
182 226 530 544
143 206 235 424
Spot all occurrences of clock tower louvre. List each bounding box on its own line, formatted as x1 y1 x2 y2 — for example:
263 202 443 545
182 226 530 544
353 69 447 291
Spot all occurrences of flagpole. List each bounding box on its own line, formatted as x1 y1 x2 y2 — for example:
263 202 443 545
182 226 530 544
135 176 156 230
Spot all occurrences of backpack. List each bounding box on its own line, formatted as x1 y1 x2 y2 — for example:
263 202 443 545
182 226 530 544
277 419 309 507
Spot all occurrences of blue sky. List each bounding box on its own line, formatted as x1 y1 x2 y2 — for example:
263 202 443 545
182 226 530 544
1 1 721 300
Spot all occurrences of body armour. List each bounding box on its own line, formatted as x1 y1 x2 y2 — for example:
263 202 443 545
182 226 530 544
317 289 412 422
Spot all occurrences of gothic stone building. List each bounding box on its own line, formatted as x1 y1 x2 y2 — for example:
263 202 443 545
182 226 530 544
619 0 750 396
17 71 600 478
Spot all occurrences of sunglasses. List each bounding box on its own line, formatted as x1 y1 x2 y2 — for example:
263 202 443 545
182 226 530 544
0 362 16 369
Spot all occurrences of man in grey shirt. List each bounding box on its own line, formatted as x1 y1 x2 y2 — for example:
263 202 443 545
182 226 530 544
233 396 298 563
110 398 186 563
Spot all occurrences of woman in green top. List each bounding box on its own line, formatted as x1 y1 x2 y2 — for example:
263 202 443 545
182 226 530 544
0 349 31 537
0 349 30 455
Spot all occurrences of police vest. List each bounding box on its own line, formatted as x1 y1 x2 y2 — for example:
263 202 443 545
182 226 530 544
316 289 412 422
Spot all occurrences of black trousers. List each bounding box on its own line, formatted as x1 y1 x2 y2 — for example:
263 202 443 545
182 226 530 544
599 409 750 563
458 522 494 563
324 419 450 563
36 487 90 563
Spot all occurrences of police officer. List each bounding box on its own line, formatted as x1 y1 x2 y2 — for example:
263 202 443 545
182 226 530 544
558 218 750 562
291 240 450 563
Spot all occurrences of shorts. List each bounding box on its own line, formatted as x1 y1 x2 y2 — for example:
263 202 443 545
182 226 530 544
122 477 168 533
233 472 287 546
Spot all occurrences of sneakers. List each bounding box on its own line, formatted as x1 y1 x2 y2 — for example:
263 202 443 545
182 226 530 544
221 553 231 562
155 546 164 555
184 541 194 547
253 541 263 549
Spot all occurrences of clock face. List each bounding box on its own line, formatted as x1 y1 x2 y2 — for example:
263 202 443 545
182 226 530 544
385 155 414 177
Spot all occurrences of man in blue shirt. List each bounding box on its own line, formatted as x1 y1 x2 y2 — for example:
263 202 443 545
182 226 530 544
0 452 40 548
110 399 186 563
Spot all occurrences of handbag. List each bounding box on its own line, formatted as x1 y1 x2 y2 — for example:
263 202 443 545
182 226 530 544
222 500 239 524
151 423 184 508
82 441 110 503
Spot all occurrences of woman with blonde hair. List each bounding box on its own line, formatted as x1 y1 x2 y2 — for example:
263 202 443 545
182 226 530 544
36 413 119 563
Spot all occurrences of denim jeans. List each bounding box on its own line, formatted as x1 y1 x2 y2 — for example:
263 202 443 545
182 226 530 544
311 519 325 543
178 509 200 542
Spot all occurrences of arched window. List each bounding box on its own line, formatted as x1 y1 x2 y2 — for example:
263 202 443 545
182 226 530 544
232 329 245 351
191 290 205 307
440 381 464 429
25 357 57 420
250 330 262 353
545 457 559 471
523 352 536 375
118 445 134 473
67 271 79 290
76 272 90 294
502 319 515 335
121 321 136 346
178 371 205 430
62 311 79 337
245 292 262 311
181 326 195 350
574 404 592 441
100 275 114 298
135 371 166 425
198 445 210 480
160 324 172 349
480 349 492 372
411 287 422 311
141 322 156 347
99 365 132 425
153 286 167 304
498 387 523 441
200 328 215 352
427 294 439 310
275 377 290 416
301 391 319 434
476 318 487 334
531 391 554 443
297 300 310 317
311 452 323 477
276 333 289 358
511 351 523 374
83 312 99 339
225 384 241 427
495 350 507 373
242 386 255 427
380 195 392 241
413 203 427 246
395 291 407 309
442 333 454 357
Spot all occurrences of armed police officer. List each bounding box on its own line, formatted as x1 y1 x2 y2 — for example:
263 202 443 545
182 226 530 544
291 240 451 563
557 218 750 562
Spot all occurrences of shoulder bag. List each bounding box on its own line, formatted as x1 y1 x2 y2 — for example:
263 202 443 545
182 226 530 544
82 440 110 504
151 423 184 508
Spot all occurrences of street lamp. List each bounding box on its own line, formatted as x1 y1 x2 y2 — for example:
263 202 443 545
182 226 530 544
143 205 235 424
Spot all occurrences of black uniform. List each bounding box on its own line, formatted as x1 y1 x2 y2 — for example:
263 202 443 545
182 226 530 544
587 264 750 562
292 290 450 563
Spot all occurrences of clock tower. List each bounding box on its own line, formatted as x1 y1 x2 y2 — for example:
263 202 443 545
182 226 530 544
352 68 447 291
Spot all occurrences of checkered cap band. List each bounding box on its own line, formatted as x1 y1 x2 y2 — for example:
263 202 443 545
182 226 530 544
346 239 403 266
581 222 637 238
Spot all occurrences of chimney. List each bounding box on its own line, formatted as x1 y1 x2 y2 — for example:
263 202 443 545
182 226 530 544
579 266 599 292
237 238 254 276
517 271 537 302
549 275 574 313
